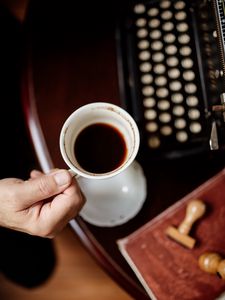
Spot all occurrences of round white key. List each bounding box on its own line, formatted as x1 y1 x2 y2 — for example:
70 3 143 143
186 96 198 106
144 109 157 120
174 118 186 129
138 40 150 49
158 100 170 110
134 4 146 14
190 122 202 133
147 7 159 17
161 125 172 135
143 97 156 107
146 122 158 132
136 18 147 27
148 136 161 148
140 62 152 72
176 131 188 142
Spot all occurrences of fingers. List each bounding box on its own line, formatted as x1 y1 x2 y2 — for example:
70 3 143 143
28 182 86 238
30 170 43 179
1 169 86 238
30 168 59 179
18 170 73 208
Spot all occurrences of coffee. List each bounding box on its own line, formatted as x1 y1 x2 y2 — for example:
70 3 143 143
74 123 127 174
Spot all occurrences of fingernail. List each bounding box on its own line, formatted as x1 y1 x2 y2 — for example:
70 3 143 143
53 171 70 186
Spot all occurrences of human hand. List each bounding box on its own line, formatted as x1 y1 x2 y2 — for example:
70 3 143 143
0 169 85 238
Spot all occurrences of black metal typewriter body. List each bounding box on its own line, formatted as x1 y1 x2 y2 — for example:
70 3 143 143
117 0 225 159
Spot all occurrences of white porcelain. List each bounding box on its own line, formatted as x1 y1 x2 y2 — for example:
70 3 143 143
78 161 147 227
60 102 147 226
60 102 140 179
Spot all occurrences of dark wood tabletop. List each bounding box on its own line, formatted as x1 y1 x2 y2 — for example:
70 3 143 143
21 1 225 299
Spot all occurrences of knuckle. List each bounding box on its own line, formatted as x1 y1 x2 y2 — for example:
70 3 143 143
38 177 55 197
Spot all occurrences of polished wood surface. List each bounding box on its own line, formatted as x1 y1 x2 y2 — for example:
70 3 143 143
21 1 225 299
0 226 132 300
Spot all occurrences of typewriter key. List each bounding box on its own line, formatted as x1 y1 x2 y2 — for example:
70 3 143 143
183 70 195 81
144 109 157 120
166 57 179 67
156 87 169 98
138 40 150 49
143 97 155 108
154 64 166 74
175 11 187 21
142 86 154 96
165 44 177 55
136 18 147 27
152 52 164 63
155 76 167 86
170 81 182 91
146 122 158 132
148 136 161 148
188 109 200 120
147 7 159 17
164 33 176 43
185 83 197 94
140 62 152 72
134 4 145 14
168 68 180 79
173 105 185 116
162 21 174 31
186 96 198 107
177 22 188 32
137 28 148 38
150 30 162 39
171 93 183 103
139 50 151 60
178 34 190 44
161 10 173 20
161 125 172 136
190 122 201 133
148 18 160 28
181 58 193 68
151 40 163 50
141 74 153 84
180 46 192 56
174 118 186 129
159 112 171 123
176 131 188 142
160 0 171 9
158 100 170 110
174 1 186 10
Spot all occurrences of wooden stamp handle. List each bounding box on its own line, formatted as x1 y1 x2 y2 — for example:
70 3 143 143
178 199 206 235
198 252 225 280
217 260 225 279
198 252 222 274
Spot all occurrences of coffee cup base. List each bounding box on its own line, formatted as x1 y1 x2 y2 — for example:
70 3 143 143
78 161 147 227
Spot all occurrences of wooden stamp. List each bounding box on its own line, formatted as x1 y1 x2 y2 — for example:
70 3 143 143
165 199 206 249
199 252 225 280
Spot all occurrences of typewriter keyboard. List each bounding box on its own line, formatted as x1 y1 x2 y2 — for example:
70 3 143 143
117 0 223 158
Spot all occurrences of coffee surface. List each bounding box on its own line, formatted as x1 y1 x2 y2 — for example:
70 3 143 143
74 123 127 174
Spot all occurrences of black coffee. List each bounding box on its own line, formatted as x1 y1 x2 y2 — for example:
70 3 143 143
74 123 127 174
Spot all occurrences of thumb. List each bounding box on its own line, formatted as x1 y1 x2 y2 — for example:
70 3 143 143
18 170 72 207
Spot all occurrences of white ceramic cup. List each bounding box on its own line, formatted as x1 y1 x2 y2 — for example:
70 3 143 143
59 102 140 179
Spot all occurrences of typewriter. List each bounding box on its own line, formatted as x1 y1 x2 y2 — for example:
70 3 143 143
117 0 225 159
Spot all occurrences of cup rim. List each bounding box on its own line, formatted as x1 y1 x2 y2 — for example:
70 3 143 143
59 102 140 179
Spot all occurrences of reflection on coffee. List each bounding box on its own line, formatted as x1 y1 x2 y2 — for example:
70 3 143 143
74 123 127 174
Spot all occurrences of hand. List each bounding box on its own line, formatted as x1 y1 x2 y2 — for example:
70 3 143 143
0 169 85 238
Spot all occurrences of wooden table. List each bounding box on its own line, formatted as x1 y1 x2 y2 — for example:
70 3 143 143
21 2 225 299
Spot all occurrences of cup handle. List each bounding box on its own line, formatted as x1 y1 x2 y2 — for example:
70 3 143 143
68 169 80 179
